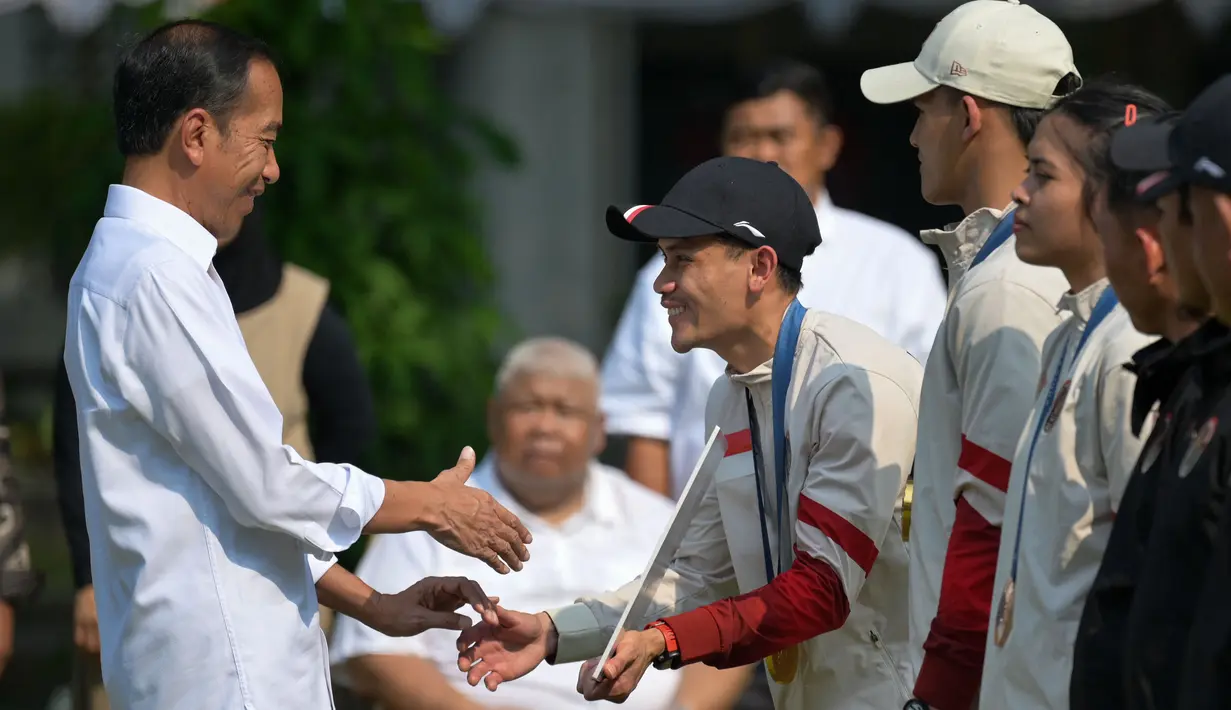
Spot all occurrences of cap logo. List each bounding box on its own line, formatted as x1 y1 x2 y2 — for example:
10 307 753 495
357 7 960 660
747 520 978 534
623 205 652 222
1124 104 1138 126
1136 171 1170 197
733 221 766 239
1194 157 1226 179
950 61 968 77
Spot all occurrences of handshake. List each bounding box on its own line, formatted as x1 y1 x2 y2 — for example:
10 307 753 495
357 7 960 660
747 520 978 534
357 449 667 704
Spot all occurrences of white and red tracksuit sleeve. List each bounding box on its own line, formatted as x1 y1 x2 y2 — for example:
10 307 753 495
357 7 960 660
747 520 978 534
662 369 917 667
914 281 1060 710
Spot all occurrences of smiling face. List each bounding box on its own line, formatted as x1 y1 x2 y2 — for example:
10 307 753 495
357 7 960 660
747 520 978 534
190 58 283 244
1011 113 1103 283
652 236 774 354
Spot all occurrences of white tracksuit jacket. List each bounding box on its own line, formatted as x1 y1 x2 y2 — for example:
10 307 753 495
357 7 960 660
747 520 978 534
548 309 923 709
909 206 1070 663
980 279 1156 708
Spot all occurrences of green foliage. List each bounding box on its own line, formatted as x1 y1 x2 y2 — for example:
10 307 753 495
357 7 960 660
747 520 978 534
0 0 518 479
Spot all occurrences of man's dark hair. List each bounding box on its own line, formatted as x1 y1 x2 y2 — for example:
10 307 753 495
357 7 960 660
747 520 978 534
728 59 835 127
714 235 804 295
1046 77 1171 221
113 19 275 157
976 74 1084 147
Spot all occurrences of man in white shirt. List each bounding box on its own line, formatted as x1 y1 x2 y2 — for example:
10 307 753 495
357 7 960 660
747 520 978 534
63 20 533 710
602 59 945 501
331 337 730 710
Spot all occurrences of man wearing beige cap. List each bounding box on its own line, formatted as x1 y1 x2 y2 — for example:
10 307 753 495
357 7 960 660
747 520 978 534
861 2 1079 708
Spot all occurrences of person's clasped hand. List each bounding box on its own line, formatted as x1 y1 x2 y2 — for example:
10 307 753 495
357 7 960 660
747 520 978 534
423 446 534 574
575 629 665 703
363 576 501 637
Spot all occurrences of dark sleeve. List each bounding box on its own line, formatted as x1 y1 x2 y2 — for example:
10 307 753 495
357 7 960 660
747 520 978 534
303 303 378 468
53 356 93 590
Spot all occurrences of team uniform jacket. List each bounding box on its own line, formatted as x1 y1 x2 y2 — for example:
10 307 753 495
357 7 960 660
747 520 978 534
981 279 1156 709
908 206 1069 709
1070 321 1222 710
548 309 923 710
1137 323 1231 710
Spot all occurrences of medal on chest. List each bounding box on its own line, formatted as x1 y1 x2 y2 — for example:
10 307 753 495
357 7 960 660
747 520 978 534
993 578 1016 647
766 644 802 684
1179 416 1219 479
1139 412 1171 472
1043 379 1071 433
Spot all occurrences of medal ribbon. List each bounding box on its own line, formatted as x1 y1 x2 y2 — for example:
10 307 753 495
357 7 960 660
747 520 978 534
745 299 806 585
1007 287 1119 582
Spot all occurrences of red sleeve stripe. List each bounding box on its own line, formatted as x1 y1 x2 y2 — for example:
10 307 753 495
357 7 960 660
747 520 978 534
957 435 1011 493
725 429 752 457
797 494 879 575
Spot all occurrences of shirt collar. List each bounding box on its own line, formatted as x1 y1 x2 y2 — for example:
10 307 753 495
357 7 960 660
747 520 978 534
920 203 1014 271
103 184 218 270
1056 278 1110 324
475 453 620 528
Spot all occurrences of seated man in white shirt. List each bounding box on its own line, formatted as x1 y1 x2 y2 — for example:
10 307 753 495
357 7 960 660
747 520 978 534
330 337 729 710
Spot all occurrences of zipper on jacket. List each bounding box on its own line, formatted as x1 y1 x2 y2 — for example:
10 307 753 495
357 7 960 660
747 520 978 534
869 629 912 702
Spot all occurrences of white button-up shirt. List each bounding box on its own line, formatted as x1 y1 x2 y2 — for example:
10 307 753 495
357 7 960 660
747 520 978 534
63 185 388 710
329 456 682 710
601 193 946 495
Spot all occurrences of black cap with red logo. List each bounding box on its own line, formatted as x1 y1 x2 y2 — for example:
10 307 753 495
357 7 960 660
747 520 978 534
1112 74 1231 202
605 157 822 273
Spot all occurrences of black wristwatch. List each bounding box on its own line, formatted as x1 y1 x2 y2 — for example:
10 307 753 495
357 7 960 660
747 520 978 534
647 620 682 671
903 700 930 710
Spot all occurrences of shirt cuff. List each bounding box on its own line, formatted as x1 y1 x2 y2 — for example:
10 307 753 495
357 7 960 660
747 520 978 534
325 466 386 549
307 553 338 584
546 603 609 664
600 409 671 441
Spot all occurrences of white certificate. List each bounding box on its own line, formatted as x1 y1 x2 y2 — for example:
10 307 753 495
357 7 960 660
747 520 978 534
592 426 728 680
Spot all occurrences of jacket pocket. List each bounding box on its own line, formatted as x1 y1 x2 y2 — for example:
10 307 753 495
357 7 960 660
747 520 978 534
869 628 911 703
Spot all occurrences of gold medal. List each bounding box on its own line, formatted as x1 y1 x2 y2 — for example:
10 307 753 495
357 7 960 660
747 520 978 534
993 578 1015 647
766 644 800 684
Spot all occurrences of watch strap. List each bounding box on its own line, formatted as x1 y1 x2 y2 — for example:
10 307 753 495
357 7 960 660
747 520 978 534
647 620 681 670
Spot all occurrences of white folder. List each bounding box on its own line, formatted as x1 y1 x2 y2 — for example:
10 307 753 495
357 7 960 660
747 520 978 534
592 426 728 680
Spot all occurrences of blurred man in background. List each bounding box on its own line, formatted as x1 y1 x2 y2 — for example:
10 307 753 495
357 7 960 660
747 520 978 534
0 377 40 680
53 201 378 709
330 337 730 710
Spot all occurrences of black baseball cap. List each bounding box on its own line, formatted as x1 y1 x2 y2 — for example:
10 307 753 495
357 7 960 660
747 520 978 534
605 157 822 273
1111 74 1231 202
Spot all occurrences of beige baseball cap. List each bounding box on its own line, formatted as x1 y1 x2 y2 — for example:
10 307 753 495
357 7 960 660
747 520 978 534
860 0 1080 109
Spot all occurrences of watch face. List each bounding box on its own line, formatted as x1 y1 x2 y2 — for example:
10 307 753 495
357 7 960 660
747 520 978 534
903 701 929 710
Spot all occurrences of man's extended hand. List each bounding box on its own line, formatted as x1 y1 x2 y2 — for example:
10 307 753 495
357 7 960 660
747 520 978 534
73 585 101 654
364 576 499 637
575 629 665 703
456 606 558 691
423 447 534 574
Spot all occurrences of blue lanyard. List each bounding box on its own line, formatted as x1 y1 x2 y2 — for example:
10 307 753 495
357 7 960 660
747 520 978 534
970 210 1016 269
1009 287 1119 579
746 299 806 583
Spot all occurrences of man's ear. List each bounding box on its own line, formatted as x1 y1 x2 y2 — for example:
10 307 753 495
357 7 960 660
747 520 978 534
749 246 779 294
179 108 212 167
815 123 844 174
1139 224 1167 278
960 94 985 143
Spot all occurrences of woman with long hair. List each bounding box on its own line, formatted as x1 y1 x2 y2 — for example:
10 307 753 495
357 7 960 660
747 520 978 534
977 79 1172 709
